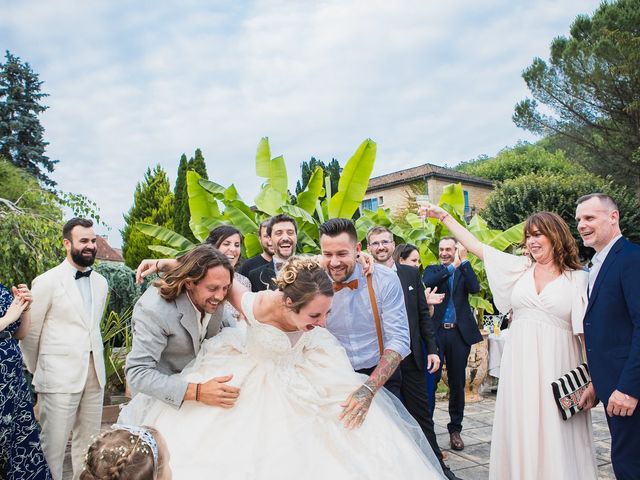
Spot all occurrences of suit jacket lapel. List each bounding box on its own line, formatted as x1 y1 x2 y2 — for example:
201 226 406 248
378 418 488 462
586 237 624 315
60 264 88 323
176 292 200 354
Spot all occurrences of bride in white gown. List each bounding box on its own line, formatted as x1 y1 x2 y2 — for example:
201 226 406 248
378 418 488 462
120 257 445 479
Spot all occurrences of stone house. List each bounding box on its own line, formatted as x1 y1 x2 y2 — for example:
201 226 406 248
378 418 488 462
363 163 494 220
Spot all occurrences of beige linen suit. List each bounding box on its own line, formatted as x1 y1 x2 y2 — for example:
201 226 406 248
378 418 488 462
21 260 108 480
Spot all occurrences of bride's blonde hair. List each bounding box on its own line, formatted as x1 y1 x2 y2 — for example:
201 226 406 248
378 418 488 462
275 256 333 312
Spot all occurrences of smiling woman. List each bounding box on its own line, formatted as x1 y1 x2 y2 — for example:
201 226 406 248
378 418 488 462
421 203 598 480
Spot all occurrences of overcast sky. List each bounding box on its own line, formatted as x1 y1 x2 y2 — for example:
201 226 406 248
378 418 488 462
1 0 602 247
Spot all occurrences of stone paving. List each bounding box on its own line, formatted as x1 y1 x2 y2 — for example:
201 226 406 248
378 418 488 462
434 392 616 480
64 392 616 479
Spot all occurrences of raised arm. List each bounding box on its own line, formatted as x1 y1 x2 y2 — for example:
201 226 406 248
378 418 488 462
420 203 485 260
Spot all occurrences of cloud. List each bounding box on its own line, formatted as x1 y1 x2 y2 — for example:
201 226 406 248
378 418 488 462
0 0 602 246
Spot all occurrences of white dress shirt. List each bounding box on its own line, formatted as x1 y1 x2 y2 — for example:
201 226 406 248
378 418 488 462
326 264 410 370
64 259 93 320
588 234 623 294
187 293 212 344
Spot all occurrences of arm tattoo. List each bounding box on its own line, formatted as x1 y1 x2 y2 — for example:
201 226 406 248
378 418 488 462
364 349 402 394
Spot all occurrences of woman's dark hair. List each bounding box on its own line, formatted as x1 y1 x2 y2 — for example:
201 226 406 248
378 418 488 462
393 243 419 264
205 225 243 249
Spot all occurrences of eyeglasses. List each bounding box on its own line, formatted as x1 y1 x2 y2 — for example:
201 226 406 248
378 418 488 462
369 240 394 248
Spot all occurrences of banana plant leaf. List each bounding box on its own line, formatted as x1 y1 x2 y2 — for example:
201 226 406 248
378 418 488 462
187 171 222 241
198 178 226 198
329 139 376 219
488 222 525 251
469 295 494 314
438 183 465 217
223 203 258 236
136 223 195 251
147 245 188 257
243 232 262 259
280 204 317 226
296 166 325 215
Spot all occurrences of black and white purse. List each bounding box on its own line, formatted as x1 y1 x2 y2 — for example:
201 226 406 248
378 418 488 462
551 363 599 420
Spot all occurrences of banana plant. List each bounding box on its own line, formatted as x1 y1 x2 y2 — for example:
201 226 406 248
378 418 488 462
135 137 378 258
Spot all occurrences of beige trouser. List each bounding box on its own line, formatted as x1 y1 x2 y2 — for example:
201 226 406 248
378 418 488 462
38 355 104 480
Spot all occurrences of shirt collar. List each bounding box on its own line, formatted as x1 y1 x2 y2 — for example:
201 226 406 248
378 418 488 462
186 293 211 322
64 259 92 277
593 234 622 265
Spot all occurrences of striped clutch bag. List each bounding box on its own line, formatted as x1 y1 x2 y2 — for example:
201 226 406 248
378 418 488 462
551 363 598 420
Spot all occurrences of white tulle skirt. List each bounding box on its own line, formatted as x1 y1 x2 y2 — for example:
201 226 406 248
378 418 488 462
120 326 445 479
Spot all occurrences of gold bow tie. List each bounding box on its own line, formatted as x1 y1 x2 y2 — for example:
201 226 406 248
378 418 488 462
333 279 359 292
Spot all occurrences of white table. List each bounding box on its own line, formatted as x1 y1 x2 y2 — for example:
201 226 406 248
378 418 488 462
487 329 509 378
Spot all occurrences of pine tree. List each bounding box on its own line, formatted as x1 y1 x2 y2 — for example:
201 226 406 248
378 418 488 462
0 51 58 187
121 165 175 269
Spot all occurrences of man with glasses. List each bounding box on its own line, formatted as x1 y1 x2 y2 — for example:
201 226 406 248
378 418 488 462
367 226 458 480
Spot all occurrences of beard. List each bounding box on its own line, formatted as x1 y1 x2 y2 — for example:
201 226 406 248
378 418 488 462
71 246 97 267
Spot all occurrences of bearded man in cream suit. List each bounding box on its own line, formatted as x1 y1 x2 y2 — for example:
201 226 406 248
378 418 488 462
21 218 108 480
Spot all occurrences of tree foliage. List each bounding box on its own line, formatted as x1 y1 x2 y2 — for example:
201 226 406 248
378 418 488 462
513 0 640 191
0 159 64 286
93 262 151 317
173 154 189 239
295 157 341 200
481 172 640 257
173 149 208 242
457 143 585 182
0 51 58 187
121 165 175 269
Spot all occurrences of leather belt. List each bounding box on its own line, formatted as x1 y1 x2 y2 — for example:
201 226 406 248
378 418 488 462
0 331 13 340
442 323 457 329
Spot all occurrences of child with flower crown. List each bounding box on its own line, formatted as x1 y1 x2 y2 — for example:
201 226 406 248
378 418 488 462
80 424 171 480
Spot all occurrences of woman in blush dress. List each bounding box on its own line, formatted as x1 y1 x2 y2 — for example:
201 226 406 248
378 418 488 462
120 257 446 479
420 205 598 480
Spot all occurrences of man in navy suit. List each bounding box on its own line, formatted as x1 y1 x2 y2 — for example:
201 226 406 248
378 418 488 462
576 193 639 479
423 237 482 451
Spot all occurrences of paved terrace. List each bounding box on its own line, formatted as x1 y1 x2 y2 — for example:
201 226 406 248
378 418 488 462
64 392 615 479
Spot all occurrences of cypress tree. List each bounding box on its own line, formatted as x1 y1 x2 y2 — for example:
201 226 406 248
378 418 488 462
121 165 175 269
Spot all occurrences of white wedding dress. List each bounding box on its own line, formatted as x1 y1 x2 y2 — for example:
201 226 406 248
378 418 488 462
120 292 445 479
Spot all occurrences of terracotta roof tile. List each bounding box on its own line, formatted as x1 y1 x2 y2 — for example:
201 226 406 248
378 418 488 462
367 163 493 191
96 235 125 262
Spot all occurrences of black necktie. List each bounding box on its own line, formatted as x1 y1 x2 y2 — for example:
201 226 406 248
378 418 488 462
75 269 92 280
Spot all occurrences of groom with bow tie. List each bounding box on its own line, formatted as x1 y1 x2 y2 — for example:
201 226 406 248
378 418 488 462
22 218 109 480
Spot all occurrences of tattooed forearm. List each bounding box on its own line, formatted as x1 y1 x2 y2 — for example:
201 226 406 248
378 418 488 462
364 349 402 394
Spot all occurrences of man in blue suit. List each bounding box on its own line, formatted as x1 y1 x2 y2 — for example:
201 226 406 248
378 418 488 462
576 193 639 479
423 237 482 451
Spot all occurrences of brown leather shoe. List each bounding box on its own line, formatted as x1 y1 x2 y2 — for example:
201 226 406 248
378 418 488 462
450 431 464 451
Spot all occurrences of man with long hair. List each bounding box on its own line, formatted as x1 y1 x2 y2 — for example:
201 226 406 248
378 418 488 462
125 245 239 409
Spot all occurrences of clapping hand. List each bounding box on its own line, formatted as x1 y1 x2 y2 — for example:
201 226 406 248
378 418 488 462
357 251 375 276
425 286 445 305
12 284 32 309
3 294 29 325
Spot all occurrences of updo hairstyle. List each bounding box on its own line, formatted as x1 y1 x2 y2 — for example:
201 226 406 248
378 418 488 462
274 256 333 312
80 425 165 480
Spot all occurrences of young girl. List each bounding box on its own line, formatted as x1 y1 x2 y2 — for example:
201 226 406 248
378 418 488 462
80 425 171 480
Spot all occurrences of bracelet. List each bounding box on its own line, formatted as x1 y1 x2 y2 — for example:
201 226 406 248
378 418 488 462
362 383 375 395
438 212 450 222
195 383 201 402
155 260 160 272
